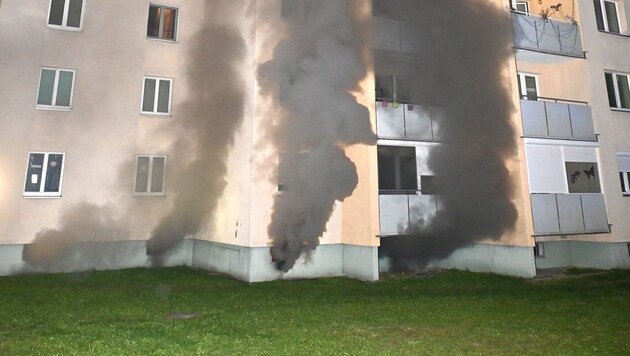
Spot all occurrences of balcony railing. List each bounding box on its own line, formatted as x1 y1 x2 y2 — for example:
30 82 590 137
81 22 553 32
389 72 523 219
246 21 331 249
511 11 584 58
520 97 596 141
530 193 609 235
376 101 441 141
379 192 439 235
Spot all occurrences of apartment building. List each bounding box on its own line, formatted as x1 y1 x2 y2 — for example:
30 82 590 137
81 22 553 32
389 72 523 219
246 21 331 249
0 0 628 282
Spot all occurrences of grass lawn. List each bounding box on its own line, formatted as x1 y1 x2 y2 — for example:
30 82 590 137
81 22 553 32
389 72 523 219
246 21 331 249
0 268 628 355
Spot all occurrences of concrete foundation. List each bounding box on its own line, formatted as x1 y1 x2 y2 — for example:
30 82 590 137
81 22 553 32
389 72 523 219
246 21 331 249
535 240 630 270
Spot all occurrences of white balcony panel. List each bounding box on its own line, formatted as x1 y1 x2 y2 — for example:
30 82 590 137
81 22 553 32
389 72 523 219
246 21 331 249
379 195 409 235
569 105 596 140
376 103 405 138
546 102 572 138
521 100 548 137
557 194 584 233
581 194 609 233
531 194 560 235
405 105 433 140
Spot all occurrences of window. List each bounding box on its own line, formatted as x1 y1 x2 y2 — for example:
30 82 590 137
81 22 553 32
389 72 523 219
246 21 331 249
617 153 630 196
594 0 621 33
36 68 75 109
517 73 539 101
47 0 84 30
147 4 178 41
533 242 545 257
515 1 529 13
378 146 417 193
605 72 630 110
375 74 413 103
134 156 166 195
23 152 65 197
141 77 172 115
565 162 601 193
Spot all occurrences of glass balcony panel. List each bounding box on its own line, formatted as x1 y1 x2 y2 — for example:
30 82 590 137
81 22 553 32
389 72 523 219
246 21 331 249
581 194 609 232
531 194 561 235
546 102 572 138
379 194 410 235
557 194 584 233
569 105 596 140
520 100 595 140
376 103 405 138
404 105 433 140
521 100 548 137
511 12 583 57
531 193 609 235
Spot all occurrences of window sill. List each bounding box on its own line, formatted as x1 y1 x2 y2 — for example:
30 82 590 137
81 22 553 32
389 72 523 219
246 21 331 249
22 194 62 199
611 108 630 113
36 105 72 112
146 37 178 44
46 24 83 32
140 112 172 118
597 30 630 38
133 193 166 198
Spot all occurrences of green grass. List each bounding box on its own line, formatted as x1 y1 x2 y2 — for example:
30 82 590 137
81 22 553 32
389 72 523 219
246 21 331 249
0 268 628 355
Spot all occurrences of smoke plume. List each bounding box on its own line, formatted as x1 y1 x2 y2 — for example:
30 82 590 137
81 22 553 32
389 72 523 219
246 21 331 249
258 0 377 272
375 0 519 269
146 1 248 264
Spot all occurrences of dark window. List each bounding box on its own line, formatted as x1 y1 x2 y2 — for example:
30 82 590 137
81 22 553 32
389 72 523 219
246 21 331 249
24 152 64 196
48 0 84 29
605 72 630 110
378 146 417 193
594 0 621 33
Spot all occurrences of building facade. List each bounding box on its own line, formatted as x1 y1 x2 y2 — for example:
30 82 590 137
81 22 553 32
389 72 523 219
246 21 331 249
0 0 628 282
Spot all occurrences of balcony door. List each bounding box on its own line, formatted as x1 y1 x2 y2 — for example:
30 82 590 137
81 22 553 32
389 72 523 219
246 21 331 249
518 73 539 101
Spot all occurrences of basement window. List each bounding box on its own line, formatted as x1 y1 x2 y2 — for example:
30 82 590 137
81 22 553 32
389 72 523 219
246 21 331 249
378 146 417 193
515 1 529 13
534 242 545 257
594 0 622 33
141 77 172 115
565 162 601 193
134 155 166 195
605 72 630 110
147 4 178 41
23 152 65 197
47 0 84 30
36 67 75 110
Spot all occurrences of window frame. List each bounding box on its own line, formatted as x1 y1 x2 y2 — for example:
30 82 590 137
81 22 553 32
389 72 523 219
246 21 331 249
133 155 167 196
140 76 173 116
377 145 418 194
22 151 66 198
375 74 414 103
595 0 622 33
515 1 529 13
46 0 86 31
605 71 630 111
517 72 539 101
36 67 76 111
146 3 179 42
617 152 630 196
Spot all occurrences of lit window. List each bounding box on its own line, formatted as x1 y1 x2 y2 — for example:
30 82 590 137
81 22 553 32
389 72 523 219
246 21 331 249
134 156 166 195
37 68 75 110
147 4 178 41
141 77 172 115
378 146 417 193
565 162 601 193
605 72 630 110
23 152 65 197
47 0 84 30
594 0 621 33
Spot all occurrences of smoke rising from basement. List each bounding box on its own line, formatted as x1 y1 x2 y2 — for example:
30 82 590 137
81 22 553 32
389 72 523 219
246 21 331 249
258 0 377 272
375 0 518 268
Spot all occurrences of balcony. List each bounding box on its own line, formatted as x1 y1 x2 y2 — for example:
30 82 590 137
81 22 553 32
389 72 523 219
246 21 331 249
376 101 441 141
511 11 584 58
530 193 609 235
379 193 439 235
520 98 596 141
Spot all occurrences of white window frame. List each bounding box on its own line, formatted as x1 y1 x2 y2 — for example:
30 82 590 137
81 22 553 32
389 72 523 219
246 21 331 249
515 1 529 13
36 67 76 110
133 155 167 196
140 76 173 115
46 0 86 31
517 72 539 100
617 152 630 196
605 71 630 111
597 0 622 33
146 3 179 42
23 151 66 198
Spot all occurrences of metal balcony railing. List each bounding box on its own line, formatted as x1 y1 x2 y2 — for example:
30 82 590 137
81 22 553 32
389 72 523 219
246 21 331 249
511 11 584 58
376 100 441 141
378 192 439 235
530 193 610 235
520 97 596 141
